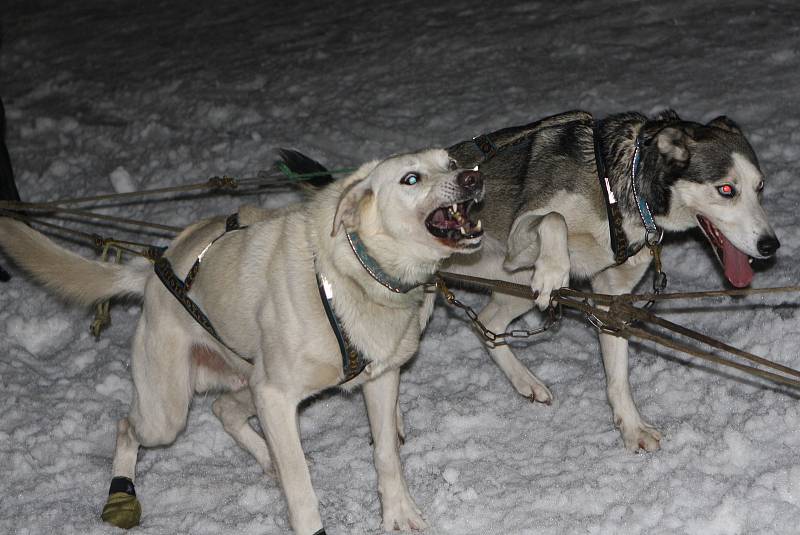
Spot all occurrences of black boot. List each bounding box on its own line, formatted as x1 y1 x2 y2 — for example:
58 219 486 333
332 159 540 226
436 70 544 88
0 96 20 282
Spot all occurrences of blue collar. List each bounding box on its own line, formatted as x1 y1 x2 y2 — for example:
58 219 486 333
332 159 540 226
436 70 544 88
345 231 420 293
630 136 663 246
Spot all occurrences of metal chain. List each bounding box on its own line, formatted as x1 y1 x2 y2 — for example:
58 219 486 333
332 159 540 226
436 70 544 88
584 243 668 333
433 277 561 346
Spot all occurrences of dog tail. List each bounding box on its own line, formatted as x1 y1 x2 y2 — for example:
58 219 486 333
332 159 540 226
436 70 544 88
277 148 334 189
0 218 151 305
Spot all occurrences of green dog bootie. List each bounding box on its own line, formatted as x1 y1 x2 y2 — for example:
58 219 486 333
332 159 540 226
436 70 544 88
101 477 141 529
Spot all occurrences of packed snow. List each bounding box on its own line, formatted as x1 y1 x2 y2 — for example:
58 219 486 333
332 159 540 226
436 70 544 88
2 1 800 534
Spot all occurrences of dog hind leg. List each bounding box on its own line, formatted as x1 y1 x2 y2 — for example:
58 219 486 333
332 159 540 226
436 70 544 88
101 314 194 528
591 257 662 452
364 368 426 531
100 418 142 529
212 389 273 475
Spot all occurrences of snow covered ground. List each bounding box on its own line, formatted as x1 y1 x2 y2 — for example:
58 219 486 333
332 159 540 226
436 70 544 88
3 0 800 533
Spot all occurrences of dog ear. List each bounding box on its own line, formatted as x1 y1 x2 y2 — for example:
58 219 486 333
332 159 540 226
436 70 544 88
653 126 691 166
331 163 378 236
503 211 542 270
707 116 743 135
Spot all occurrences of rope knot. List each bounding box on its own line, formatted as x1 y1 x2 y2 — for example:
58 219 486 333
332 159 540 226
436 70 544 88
207 175 238 190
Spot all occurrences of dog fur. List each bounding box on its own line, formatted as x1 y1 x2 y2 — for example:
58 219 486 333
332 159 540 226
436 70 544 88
0 148 485 533
280 110 779 453
445 109 779 452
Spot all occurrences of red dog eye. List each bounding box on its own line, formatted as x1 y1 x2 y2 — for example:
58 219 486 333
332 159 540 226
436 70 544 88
717 184 736 197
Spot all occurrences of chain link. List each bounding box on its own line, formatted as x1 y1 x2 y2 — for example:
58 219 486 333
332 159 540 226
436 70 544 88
583 242 669 331
434 277 561 346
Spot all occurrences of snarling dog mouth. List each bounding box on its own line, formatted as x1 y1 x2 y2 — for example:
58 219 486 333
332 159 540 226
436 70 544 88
425 199 483 248
697 215 753 288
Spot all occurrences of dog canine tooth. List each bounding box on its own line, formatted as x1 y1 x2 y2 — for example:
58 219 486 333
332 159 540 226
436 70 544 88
476 219 482 231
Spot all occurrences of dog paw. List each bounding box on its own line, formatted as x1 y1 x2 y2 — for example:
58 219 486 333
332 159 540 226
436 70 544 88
509 368 553 405
101 492 142 529
531 256 570 311
382 495 427 532
619 419 662 453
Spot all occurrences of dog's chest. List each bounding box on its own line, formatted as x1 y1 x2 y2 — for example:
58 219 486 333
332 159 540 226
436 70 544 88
345 294 422 368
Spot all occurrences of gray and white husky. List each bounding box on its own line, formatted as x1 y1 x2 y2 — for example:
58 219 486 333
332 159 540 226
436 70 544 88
283 109 779 453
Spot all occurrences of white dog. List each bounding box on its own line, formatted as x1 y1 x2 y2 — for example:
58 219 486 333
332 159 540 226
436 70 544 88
0 149 484 534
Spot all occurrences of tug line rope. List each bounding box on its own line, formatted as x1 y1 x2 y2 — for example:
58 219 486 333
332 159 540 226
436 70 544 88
1 169 799 389
435 272 800 390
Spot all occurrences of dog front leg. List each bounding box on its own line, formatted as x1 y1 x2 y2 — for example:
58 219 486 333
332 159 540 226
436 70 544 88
212 389 273 475
252 383 323 535
477 291 553 403
529 212 570 311
363 368 426 532
591 257 661 452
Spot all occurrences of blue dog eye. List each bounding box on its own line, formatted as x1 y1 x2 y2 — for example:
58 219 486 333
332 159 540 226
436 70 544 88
401 173 419 185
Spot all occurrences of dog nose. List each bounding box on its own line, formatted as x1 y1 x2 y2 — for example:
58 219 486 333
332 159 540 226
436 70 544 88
457 170 483 191
757 235 780 257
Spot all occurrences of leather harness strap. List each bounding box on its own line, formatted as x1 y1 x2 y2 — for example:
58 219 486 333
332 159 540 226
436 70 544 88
467 115 637 265
315 271 369 383
472 133 498 160
593 120 634 265
154 212 368 383
153 213 252 361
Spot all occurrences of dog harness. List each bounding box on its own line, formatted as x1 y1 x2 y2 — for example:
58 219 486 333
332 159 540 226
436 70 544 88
154 213 251 361
153 212 372 383
315 270 369 382
593 121 637 265
593 120 663 265
464 114 650 266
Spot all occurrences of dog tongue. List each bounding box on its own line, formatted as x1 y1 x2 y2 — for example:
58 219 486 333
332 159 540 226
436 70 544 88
721 234 753 288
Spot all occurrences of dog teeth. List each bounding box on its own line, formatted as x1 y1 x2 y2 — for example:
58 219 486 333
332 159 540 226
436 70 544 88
476 219 482 231
452 203 458 212
749 258 753 264
460 226 467 236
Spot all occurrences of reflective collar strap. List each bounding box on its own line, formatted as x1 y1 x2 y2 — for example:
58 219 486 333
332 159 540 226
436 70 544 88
345 231 419 293
630 136 663 245
315 271 369 383
153 213 251 361
593 120 632 265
